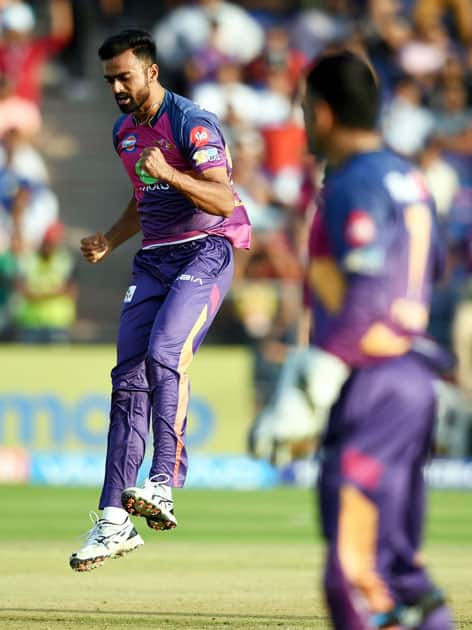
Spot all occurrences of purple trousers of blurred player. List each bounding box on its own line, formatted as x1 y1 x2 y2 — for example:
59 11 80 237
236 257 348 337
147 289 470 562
99 236 233 508
319 352 454 630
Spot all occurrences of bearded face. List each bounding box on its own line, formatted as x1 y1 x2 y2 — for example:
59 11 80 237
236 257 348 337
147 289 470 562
103 49 156 114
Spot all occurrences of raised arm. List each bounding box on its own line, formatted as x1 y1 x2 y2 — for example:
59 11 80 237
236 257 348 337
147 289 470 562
138 147 234 218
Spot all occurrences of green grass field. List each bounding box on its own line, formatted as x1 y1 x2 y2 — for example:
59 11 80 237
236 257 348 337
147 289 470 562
0 486 470 629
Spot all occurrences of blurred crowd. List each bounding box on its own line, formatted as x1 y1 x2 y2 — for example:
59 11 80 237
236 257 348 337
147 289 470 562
152 0 472 412
0 0 80 344
2 0 472 415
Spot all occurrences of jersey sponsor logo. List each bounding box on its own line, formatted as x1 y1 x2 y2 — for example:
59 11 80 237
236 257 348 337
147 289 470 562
343 245 385 274
120 135 137 152
124 285 136 303
345 210 376 247
193 147 219 166
138 182 171 192
135 159 159 185
190 125 210 147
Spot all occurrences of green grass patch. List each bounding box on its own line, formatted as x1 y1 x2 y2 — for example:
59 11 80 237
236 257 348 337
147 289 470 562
0 486 470 629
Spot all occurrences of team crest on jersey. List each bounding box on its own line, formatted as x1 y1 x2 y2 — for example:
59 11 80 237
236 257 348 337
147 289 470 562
120 135 137 152
155 138 175 151
345 210 377 247
190 126 210 147
193 147 219 166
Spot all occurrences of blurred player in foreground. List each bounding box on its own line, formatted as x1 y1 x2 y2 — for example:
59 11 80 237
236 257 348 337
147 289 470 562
70 30 250 572
302 52 454 629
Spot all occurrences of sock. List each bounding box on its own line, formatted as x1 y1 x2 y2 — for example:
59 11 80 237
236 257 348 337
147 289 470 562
102 506 128 524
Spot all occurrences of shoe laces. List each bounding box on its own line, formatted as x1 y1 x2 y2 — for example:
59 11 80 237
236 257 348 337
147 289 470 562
146 474 173 504
81 511 126 544
78 511 101 543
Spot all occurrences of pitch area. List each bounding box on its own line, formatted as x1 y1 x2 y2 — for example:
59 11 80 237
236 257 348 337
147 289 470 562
0 486 470 629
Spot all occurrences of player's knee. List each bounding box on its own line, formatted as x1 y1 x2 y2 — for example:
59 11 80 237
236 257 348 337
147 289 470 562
109 389 149 434
145 352 181 378
111 361 149 391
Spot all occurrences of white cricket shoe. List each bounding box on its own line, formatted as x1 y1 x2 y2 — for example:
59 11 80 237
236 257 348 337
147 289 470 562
121 474 178 531
69 512 144 572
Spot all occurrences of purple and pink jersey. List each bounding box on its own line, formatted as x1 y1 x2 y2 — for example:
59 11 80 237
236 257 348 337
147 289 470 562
308 148 444 368
112 89 251 249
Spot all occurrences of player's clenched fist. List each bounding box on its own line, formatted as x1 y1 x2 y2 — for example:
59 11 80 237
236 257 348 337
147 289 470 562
80 231 111 263
139 147 175 182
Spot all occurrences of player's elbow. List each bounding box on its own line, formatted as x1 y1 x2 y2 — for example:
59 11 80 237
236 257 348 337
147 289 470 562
220 201 234 218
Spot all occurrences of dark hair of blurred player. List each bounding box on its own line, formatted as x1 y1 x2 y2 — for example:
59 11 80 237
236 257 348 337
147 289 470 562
303 51 381 162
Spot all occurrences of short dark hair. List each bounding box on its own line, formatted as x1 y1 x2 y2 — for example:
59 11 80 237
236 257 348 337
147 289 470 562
305 51 379 130
98 29 157 65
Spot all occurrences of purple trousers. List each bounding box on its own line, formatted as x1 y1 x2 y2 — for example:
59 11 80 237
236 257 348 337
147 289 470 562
99 236 234 508
319 352 454 630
